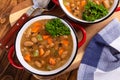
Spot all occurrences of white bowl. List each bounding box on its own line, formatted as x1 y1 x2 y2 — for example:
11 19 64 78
58 0 119 23
15 15 78 76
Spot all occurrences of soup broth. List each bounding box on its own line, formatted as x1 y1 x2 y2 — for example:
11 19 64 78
20 19 73 71
63 0 114 21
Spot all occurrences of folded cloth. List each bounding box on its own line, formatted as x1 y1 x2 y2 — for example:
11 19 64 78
77 18 120 80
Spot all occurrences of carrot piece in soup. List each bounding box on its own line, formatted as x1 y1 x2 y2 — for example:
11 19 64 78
42 35 49 40
47 38 53 44
24 54 31 62
39 48 44 56
64 1 71 12
31 22 41 33
62 40 69 47
58 48 64 55
49 58 56 65
65 5 71 12
80 0 86 8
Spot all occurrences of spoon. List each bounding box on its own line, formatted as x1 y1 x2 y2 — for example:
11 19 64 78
33 0 56 16
0 0 54 49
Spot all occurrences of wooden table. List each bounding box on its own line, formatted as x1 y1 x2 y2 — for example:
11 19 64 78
0 0 120 80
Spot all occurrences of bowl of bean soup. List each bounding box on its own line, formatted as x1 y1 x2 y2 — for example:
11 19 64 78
8 15 86 76
53 0 119 23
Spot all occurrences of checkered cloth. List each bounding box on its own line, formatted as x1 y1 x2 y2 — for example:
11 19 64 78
77 19 120 80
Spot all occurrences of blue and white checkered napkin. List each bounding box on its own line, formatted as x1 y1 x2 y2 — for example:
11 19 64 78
77 18 120 80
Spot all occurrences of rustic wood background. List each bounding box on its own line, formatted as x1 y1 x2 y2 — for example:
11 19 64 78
0 0 78 80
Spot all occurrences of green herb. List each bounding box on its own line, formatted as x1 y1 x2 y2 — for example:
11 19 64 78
45 18 70 37
37 34 43 41
54 50 58 56
46 65 52 71
33 50 39 57
82 1 108 21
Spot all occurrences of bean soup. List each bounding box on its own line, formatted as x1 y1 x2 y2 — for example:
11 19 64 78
63 0 114 21
20 18 73 71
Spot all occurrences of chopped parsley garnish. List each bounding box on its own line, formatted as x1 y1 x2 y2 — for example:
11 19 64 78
82 1 108 21
45 18 70 37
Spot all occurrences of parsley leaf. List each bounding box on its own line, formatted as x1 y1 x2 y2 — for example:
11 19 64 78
45 18 70 37
82 1 108 21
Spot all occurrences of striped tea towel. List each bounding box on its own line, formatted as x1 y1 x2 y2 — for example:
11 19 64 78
77 18 120 80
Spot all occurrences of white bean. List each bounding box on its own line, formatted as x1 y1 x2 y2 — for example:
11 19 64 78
43 50 50 57
49 43 54 47
31 37 37 43
34 61 42 68
24 41 33 47
61 51 68 59
25 28 31 38
94 0 100 5
103 0 110 9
